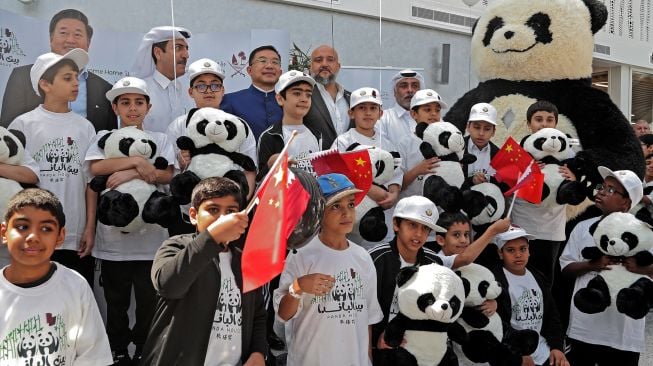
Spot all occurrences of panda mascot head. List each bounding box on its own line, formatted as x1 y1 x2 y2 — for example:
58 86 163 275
0 127 29 219
90 127 179 232
574 212 653 319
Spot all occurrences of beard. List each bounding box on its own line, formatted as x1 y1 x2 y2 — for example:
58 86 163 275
312 70 337 86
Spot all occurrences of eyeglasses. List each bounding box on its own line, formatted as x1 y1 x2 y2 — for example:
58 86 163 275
192 83 223 93
253 57 281 66
595 183 627 197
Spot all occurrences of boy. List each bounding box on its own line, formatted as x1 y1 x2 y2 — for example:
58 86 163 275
464 103 499 186
368 195 445 357
85 76 175 365
560 167 651 366
638 134 653 156
332 87 403 247
140 177 267 366
8 48 97 286
493 227 569 366
0 188 112 365
257 70 322 181
275 173 383 366
397 89 447 199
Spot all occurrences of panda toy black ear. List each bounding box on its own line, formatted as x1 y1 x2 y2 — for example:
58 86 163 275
346 143 361 152
588 216 604 236
8 129 26 147
415 122 429 140
396 266 419 288
97 132 112 150
520 134 531 147
581 0 608 34
236 117 250 138
177 136 196 151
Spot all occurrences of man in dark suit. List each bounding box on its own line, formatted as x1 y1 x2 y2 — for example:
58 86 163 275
304 45 351 148
0 9 116 131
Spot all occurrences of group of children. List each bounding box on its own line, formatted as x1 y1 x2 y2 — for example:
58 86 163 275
0 43 651 366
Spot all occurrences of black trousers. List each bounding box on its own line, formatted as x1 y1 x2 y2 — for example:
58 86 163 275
566 338 640 366
526 239 562 289
51 249 95 288
101 260 156 351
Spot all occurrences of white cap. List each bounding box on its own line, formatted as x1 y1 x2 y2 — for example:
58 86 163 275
391 69 424 89
495 226 535 249
30 48 89 96
188 58 225 83
393 196 446 233
106 77 149 102
597 166 643 210
468 102 497 126
410 89 448 110
131 26 191 78
274 70 316 94
350 87 382 109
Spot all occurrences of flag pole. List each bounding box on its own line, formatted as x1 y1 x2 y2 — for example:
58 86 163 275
245 130 299 214
506 171 521 218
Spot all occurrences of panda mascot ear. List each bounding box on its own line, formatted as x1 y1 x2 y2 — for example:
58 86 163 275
8 129 26 147
396 266 419 288
414 122 429 140
97 132 113 150
581 0 608 34
346 143 361 152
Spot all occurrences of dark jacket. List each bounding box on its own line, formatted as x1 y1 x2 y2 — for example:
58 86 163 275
221 84 283 141
491 265 564 352
368 238 442 346
0 64 117 131
303 85 351 149
140 231 267 366
463 135 500 188
256 120 323 181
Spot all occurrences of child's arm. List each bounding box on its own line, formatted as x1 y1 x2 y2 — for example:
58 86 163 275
451 218 511 269
277 273 335 321
402 157 439 189
0 163 38 184
90 156 157 182
78 186 96 257
377 184 400 209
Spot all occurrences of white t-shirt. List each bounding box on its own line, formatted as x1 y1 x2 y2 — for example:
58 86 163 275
282 124 320 162
142 70 194 133
85 129 174 261
9 106 96 251
559 217 647 352
396 133 428 200
377 104 416 147
466 142 496 179
204 251 242 366
274 236 383 366
436 252 457 269
0 264 112 366
503 268 550 365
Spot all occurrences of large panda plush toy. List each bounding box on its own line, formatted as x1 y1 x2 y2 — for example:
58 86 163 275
462 182 506 231
377 263 467 366
574 212 653 319
521 128 586 207
415 121 476 213
444 0 643 190
170 107 255 204
89 127 180 233
0 127 32 218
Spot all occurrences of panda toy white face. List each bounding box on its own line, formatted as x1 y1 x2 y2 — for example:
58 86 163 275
469 183 505 226
0 126 24 165
592 212 653 257
103 126 157 162
421 122 466 159
522 128 571 162
186 107 248 152
471 0 597 82
456 264 502 307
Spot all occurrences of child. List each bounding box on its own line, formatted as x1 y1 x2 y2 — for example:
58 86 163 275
510 100 575 287
434 212 510 269
85 76 175 365
140 177 267 365
0 188 112 365
397 89 447 199
640 154 653 210
493 227 568 366
464 103 499 186
332 87 403 247
638 134 653 156
560 167 651 366
368 195 445 358
8 49 97 286
257 70 322 181
274 173 383 366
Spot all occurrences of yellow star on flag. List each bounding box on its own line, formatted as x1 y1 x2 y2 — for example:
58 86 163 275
505 144 513 153
355 157 366 166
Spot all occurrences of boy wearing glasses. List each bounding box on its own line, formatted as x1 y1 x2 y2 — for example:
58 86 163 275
560 167 652 366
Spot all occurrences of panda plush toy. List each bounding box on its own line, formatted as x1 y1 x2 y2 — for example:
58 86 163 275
0 127 31 218
462 182 506 232
345 143 400 243
415 121 476 213
521 128 586 208
444 0 643 191
378 263 467 366
170 107 256 204
454 263 539 366
89 126 180 233
573 212 653 320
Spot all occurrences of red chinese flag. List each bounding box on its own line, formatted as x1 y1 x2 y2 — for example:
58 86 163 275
503 161 545 204
311 149 372 204
242 152 310 292
491 137 534 187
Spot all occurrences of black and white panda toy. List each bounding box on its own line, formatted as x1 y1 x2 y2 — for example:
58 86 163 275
444 0 643 192
521 128 586 208
0 127 31 218
170 107 256 204
462 183 506 231
378 263 467 366
574 212 653 319
89 126 180 233
415 121 476 213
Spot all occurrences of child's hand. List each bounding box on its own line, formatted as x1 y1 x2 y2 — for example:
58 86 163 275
489 217 511 235
78 226 95 258
558 164 576 181
548 349 569 366
521 355 536 366
297 273 335 296
478 299 497 316
472 172 487 185
367 185 388 202
414 157 440 176
134 158 156 183
178 150 191 170
207 211 249 245
589 255 619 272
107 170 140 189
622 257 653 276
376 331 406 349
378 189 399 209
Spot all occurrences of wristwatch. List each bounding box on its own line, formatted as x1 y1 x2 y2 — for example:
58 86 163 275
288 280 302 299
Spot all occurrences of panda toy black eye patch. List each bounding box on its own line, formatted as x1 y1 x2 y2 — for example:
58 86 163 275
483 16 504 47
196 119 210 135
525 12 553 44
118 138 135 157
621 232 639 250
438 131 452 149
147 140 157 159
449 295 461 316
417 293 436 312
224 120 237 140
375 160 385 178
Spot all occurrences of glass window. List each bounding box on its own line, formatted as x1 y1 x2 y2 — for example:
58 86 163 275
632 70 653 123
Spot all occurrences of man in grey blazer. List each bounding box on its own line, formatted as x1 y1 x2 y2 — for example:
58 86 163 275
0 9 116 131
304 45 351 149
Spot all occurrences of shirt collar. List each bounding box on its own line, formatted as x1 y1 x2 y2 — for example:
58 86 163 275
469 142 490 153
391 103 410 119
316 82 344 98
78 69 88 80
153 69 183 90
251 84 275 94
